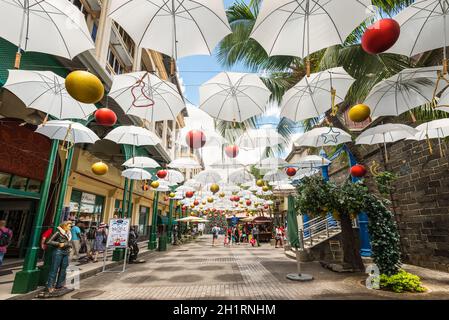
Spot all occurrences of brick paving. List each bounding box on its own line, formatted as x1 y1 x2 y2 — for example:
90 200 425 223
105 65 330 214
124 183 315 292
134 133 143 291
47 235 449 300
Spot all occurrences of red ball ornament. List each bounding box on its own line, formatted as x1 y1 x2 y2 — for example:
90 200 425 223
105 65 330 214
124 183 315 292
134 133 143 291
350 164 367 178
94 108 117 126
286 167 297 177
264 204 269 209
246 200 252 206
185 191 194 198
361 18 400 54
235 196 240 202
225 145 239 158
156 170 167 179
185 130 206 149
194 200 199 206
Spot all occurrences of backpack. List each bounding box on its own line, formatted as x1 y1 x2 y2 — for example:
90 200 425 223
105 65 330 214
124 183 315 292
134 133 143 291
0 229 11 247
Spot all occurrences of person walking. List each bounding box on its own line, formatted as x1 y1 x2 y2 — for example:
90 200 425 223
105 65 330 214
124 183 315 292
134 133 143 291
275 226 284 248
252 225 260 247
92 223 108 262
70 221 82 262
45 221 73 294
211 225 219 247
0 220 13 266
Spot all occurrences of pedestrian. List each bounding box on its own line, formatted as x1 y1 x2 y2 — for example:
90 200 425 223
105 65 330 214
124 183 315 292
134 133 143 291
92 223 108 262
0 220 13 266
252 225 260 247
275 226 284 248
234 227 240 245
70 221 82 262
45 221 73 294
85 224 97 260
128 225 139 263
211 225 219 247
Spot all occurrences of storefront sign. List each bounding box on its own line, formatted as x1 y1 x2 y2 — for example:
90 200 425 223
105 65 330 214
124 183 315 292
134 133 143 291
81 192 96 204
106 218 130 248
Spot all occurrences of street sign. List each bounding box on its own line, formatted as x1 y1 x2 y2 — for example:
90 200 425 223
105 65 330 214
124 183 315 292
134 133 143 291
106 218 130 248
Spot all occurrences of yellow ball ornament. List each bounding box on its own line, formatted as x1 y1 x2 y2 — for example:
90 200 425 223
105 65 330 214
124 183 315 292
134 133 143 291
207 197 214 203
91 162 108 176
150 181 160 189
169 192 176 198
348 104 371 122
262 186 269 192
202 200 207 205
210 184 220 194
256 179 264 187
65 71 104 104
219 192 225 198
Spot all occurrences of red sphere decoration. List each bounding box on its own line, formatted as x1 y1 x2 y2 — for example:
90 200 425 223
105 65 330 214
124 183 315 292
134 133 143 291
194 200 199 206
286 167 297 177
264 204 269 209
94 108 117 126
225 145 239 158
350 164 367 178
185 130 206 149
182 205 187 211
156 170 167 179
361 18 400 54
246 200 252 206
185 191 194 198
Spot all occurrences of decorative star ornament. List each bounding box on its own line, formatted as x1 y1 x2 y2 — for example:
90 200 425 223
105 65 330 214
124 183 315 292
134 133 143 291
321 127 341 145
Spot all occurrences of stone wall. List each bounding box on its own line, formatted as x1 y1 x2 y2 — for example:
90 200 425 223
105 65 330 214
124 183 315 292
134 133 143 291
327 139 449 273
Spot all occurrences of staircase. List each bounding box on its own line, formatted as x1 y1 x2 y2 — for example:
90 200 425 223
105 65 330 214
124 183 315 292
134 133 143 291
301 215 341 249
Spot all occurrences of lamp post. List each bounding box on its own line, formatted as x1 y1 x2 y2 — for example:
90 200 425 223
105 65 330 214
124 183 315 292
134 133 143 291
148 191 159 250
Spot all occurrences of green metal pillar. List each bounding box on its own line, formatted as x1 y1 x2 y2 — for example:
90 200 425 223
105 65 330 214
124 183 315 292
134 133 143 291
168 199 174 243
126 180 134 219
121 178 129 218
148 191 159 250
12 140 59 294
113 178 130 262
38 147 75 286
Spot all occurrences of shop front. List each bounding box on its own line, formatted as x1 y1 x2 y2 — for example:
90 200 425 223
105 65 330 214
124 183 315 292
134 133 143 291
69 189 105 227
253 216 274 242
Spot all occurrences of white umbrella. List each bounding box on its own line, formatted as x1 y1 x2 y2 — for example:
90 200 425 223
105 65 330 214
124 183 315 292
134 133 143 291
175 185 196 193
255 157 288 170
108 0 231 59
250 0 372 74
169 157 202 169
294 127 352 147
264 170 289 184
161 170 185 185
365 66 445 119
121 168 153 180
193 170 222 185
410 119 449 156
436 106 449 113
237 128 286 149
122 157 160 168
0 0 94 68
437 86 449 108
4 70 96 120
109 72 185 122
104 126 162 146
176 216 204 222
199 72 271 122
184 179 202 190
35 120 99 144
280 67 355 121
209 158 245 169
355 123 418 161
228 169 255 185
176 128 226 148
290 155 332 168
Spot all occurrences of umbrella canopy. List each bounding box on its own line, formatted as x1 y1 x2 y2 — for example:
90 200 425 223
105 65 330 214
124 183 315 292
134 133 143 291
365 66 445 117
193 170 222 185
438 86 449 107
176 216 204 222
0 0 94 61
228 169 255 185
250 0 372 59
292 155 332 168
109 72 185 122
199 72 271 122
4 70 96 120
355 123 418 145
35 120 99 144
122 157 160 168
121 168 153 180
410 118 449 156
294 127 352 147
264 170 289 184
175 185 196 193
108 0 231 59
237 128 286 149
255 157 288 170
168 157 202 169
161 170 185 185
104 126 162 146
280 67 355 121
209 158 245 169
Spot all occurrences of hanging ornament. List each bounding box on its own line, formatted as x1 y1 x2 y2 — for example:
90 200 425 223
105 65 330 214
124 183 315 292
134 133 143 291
169 192 176 198
94 108 117 126
65 71 104 104
210 184 220 194
256 179 264 187
156 170 168 179
207 197 214 203
350 164 367 178
194 200 200 206
286 167 297 177
91 162 108 176
190 203 195 208
219 192 225 198
246 200 252 206
264 204 269 209
349 104 371 122
150 181 160 189
185 130 206 149
262 186 269 192
185 191 194 198
361 18 400 55
224 145 239 158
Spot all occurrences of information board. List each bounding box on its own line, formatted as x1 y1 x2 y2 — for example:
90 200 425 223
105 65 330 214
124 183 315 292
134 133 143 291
106 219 130 248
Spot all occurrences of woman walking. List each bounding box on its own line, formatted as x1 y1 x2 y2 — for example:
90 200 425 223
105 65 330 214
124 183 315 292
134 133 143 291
92 223 108 262
275 226 284 248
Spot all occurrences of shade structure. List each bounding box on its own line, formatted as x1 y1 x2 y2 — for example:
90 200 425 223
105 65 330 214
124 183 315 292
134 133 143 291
438 86 449 107
121 168 153 180
255 157 288 170
272 183 296 191
387 1 449 58
209 158 245 169
104 126 162 146
108 0 231 59
294 127 352 147
193 170 222 185
109 72 185 122
237 128 286 149
199 72 271 122
292 155 332 168
176 216 205 222
184 179 202 190
264 170 289 184
410 119 449 156
292 168 320 180
161 170 185 185
280 67 355 121
228 169 255 185
250 0 372 59
175 185 196 193
169 157 202 169
4 70 96 120
0 0 94 61
365 66 445 117
35 120 99 144
122 157 160 168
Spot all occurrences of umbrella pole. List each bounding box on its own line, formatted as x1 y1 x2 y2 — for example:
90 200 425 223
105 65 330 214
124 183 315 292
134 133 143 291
438 130 444 158
15 0 29 69
426 133 433 155
384 142 388 163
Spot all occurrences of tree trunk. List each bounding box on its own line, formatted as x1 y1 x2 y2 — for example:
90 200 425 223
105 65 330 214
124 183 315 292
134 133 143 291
340 213 365 272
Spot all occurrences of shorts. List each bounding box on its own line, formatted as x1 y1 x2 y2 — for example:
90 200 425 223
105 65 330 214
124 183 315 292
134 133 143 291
213 234 218 239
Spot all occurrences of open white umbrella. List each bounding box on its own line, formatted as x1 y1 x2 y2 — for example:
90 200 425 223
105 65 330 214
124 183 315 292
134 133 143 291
250 0 372 74
199 72 271 123
35 120 99 144
108 0 231 59
121 168 153 180
0 0 94 68
168 157 202 169
255 157 288 170
161 170 185 185
409 119 449 156
229 169 255 185
280 67 355 121
264 169 289 184
294 127 352 147
237 128 286 149
176 185 196 193
290 155 332 168
4 70 96 120
365 66 445 119
122 157 160 168
193 170 222 185
356 123 418 161
209 158 245 169
104 126 162 146
109 72 185 122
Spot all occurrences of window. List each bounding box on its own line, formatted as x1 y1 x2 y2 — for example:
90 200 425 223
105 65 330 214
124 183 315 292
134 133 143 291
0 173 11 187
70 190 105 224
10 176 27 191
113 22 135 58
27 180 41 193
107 47 126 75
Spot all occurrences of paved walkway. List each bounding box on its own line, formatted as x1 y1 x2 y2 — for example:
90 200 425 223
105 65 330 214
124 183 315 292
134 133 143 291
37 235 449 300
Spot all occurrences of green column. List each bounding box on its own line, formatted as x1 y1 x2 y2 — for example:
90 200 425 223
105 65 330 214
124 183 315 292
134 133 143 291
167 199 174 243
121 178 129 218
113 178 130 262
126 180 134 219
148 191 159 250
12 140 59 294
38 147 75 286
